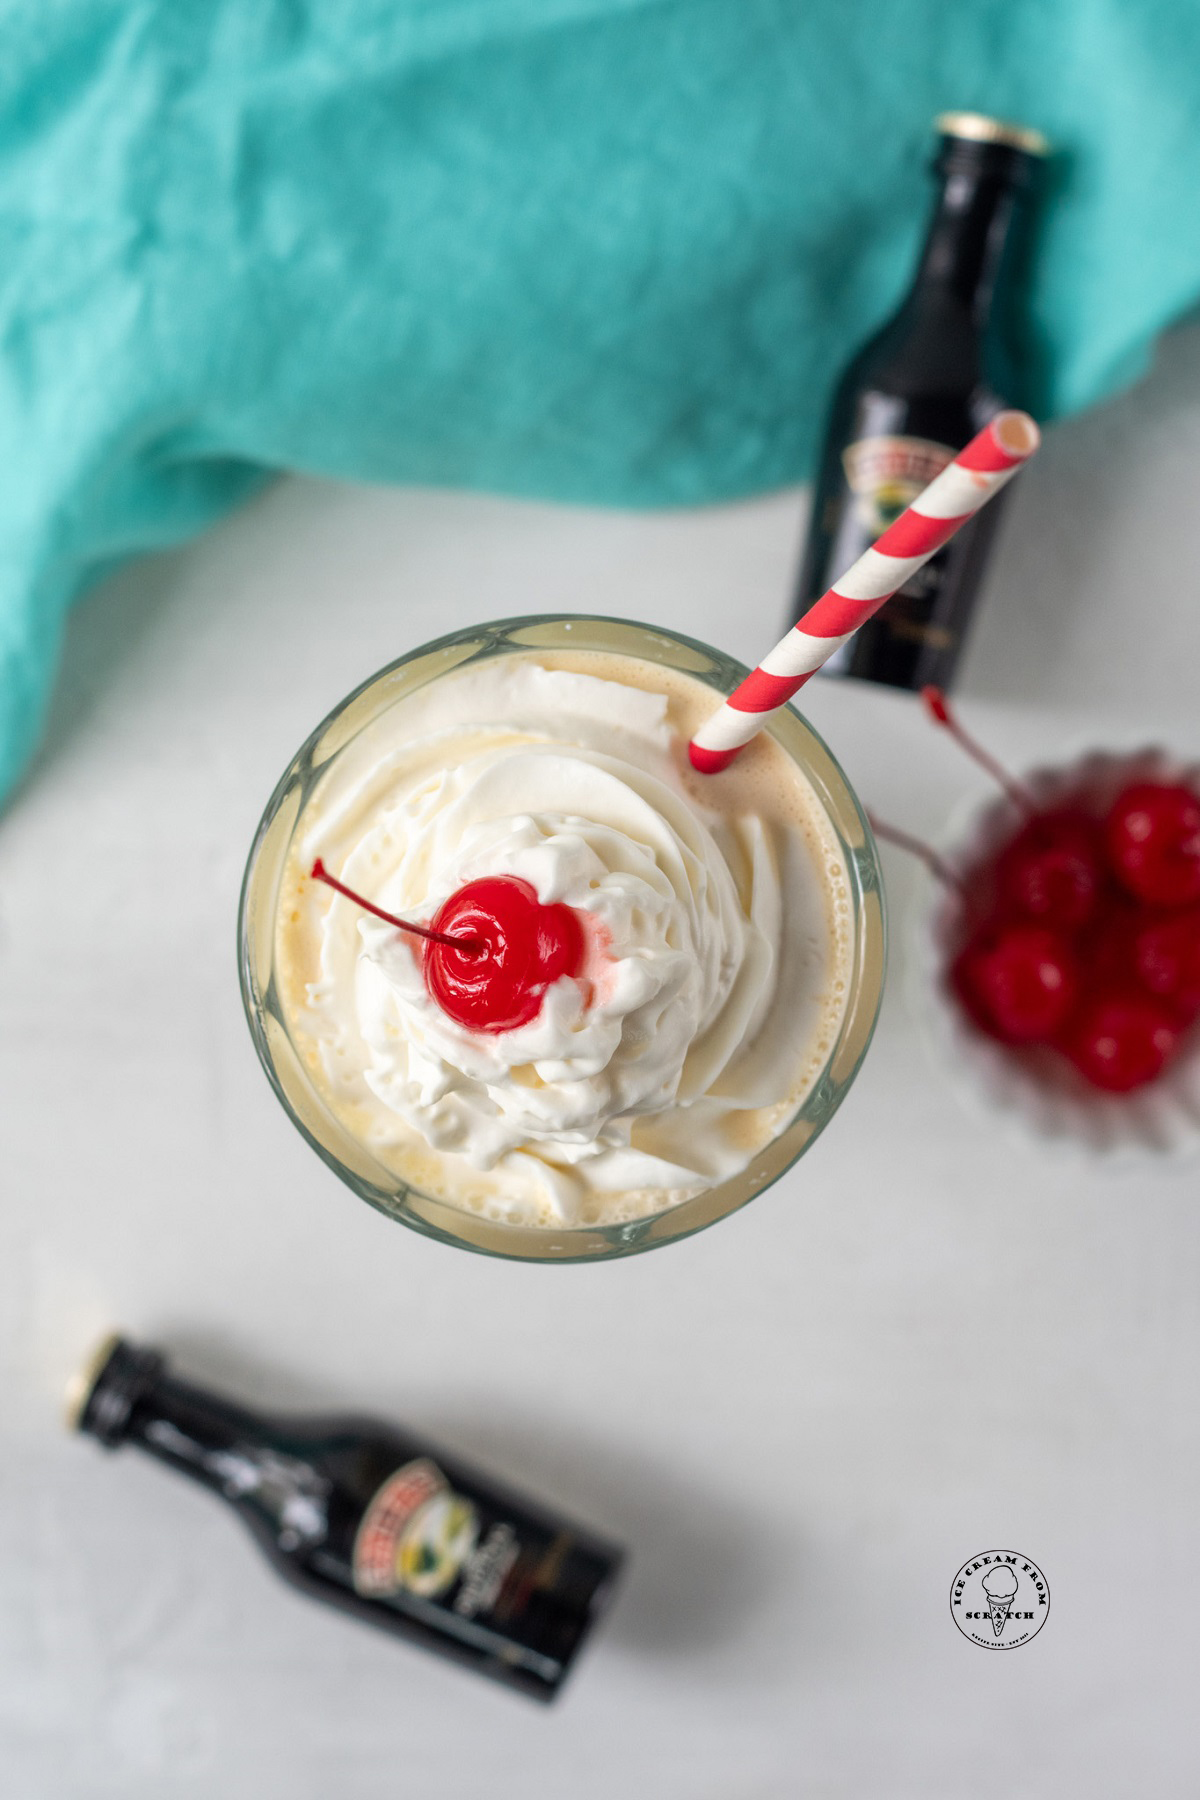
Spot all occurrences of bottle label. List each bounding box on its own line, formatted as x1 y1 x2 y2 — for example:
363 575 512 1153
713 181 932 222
841 435 955 538
353 1457 483 1602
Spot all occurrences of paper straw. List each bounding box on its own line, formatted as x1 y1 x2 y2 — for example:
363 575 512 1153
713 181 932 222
688 411 1041 772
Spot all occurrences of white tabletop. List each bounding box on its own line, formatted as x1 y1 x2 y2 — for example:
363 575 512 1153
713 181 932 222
4 326 1199 1798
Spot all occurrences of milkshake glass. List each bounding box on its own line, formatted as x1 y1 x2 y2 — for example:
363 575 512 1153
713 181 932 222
239 616 885 1262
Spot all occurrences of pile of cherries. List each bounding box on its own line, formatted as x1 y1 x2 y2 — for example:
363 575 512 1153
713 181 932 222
921 695 1200 1094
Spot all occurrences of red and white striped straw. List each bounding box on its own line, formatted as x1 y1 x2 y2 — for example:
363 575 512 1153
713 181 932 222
688 411 1041 773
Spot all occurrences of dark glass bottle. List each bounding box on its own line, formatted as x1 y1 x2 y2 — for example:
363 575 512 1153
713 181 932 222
792 112 1047 691
72 1336 623 1702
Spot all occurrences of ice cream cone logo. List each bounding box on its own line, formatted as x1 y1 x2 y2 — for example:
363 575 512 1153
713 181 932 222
950 1550 1050 1650
981 1565 1019 1637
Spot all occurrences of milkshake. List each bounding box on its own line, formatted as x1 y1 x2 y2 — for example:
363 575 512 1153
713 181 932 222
240 618 884 1259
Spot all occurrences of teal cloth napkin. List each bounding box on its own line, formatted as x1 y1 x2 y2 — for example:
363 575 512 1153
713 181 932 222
4 0 1200 800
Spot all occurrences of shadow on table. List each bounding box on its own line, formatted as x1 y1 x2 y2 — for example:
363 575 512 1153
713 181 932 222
961 314 1200 711
163 1324 790 1666
8 471 277 819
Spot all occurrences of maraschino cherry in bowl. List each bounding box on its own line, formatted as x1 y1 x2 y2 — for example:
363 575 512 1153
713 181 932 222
912 697 1200 1159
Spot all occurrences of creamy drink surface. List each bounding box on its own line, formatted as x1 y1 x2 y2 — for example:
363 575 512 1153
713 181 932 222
274 651 852 1228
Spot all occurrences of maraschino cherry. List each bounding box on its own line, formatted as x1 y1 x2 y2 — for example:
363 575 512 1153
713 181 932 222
953 923 1078 1045
1062 995 1181 1094
425 877 584 1033
310 861 584 1033
994 810 1103 930
1131 908 1200 1021
1105 783 1200 908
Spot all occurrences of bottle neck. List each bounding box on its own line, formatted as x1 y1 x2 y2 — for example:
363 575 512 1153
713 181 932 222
77 1340 332 1549
125 1370 272 1495
131 1374 332 1549
911 168 1022 322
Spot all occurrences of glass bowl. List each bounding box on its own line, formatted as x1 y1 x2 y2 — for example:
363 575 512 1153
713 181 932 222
916 744 1200 1162
239 616 886 1261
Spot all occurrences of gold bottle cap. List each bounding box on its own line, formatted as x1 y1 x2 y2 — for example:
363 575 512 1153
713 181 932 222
64 1330 122 1431
935 111 1050 157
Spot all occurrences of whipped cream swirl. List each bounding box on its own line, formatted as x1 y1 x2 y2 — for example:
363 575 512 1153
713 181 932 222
292 660 840 1223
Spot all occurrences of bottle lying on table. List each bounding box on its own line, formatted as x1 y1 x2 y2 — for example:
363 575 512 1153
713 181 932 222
70 1335 624 1701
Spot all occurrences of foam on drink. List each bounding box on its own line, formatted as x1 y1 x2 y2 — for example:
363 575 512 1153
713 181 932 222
274 651 852 1228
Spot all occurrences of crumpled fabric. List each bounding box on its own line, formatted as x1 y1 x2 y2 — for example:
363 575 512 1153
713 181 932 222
3 0 1199 800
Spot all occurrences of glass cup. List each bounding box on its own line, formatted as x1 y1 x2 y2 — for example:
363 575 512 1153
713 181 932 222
239 616 886 1262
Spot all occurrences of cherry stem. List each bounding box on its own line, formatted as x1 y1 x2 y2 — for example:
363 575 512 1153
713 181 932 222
310 859 485 956
920 687 1038 814
867 811 965 893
